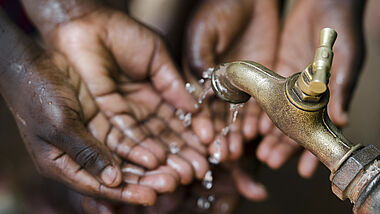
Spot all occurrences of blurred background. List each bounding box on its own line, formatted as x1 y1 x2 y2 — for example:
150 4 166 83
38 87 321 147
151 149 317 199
0 0 380 213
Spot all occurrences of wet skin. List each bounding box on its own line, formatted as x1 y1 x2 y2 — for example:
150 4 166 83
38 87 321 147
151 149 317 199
6 1 211 205
186 0 366 180
185 0 277 200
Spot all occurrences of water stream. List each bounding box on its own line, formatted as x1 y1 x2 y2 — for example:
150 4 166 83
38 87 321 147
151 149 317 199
180 68 245 209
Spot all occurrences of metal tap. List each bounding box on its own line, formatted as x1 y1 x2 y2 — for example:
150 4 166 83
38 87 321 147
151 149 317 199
211 28 380 214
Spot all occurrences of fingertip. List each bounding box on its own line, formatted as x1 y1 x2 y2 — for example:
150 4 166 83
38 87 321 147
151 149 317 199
256 135 278 162
328 99 349 127
140 174 178 193
100 165 122 187
122 184 157 206
298 151 319 179
243 116 258 140
259 114 274 135
193 117 214 144
129 147 159 170
228 132 243 160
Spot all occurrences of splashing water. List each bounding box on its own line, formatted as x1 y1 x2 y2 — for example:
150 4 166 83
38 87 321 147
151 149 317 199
176 109 192 127
208 137 222 165
202 68 214 79
198 80 212 104
169 143 180 154
230 103 244 123
180 68 246 210
197 197 211 209
202 170 213 189
185 82 196 94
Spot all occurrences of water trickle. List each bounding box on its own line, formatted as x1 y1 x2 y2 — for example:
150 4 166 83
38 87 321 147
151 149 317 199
230 103 244 123
221 126 230 136
208 137 221 165
198 80 212 104
202 170 213 189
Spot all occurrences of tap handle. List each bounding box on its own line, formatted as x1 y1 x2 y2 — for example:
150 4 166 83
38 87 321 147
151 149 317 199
310 28 337 94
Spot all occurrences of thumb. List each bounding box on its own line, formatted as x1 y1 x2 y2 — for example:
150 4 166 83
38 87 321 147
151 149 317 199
47 120 122 187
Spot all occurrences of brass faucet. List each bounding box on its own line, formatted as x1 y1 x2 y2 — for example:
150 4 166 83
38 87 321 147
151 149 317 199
211 28 380 214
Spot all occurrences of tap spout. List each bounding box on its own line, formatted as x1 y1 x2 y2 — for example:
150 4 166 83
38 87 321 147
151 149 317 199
211 61 357 172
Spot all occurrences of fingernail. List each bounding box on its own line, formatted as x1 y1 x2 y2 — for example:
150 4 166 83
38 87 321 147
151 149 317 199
101 166 119 186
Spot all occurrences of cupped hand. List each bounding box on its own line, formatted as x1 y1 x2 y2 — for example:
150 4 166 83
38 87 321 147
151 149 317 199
257 0 366 178
185 0 280 162
42 7 210 185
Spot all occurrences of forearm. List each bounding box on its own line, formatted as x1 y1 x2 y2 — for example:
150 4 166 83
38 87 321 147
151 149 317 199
21 0 103 36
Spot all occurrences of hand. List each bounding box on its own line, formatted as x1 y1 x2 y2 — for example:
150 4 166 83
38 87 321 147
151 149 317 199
257 0 366 178
185 0 280 162
38 6 210 186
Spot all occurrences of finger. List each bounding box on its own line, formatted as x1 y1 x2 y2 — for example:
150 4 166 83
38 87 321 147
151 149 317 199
242 99 261 140
232 166 268 202
192 105 215 144
209 136 229 163
122 164 178 194
166 154 194 185
45 145 156 205
140 138 166 164
266 137 300 169
81 196 114 214
46 117 121 187
227 110 243 160
228 131 243 160
179 147 210 179
101 12 197 113
181 131 208 156
106 127 159 170
150 41 199 113
328 52 357 127
298 150 319 179
258 113 274 135
256 134 280 163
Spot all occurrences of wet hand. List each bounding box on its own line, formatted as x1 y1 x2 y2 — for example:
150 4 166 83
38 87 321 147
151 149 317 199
185 0 280 162
42 7 210 185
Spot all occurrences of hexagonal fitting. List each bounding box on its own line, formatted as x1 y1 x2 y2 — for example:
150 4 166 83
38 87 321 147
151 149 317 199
331 145 380 200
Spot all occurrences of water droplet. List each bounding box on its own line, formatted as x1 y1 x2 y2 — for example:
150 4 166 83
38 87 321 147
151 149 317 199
198 78 205 84
208 195 215 202
169 143 180 154
197 197 211 209
185 82 195 94
28 80 31 85
194 103 199 109
176 109 192 127
221 126 230 136
202 68 214 79
198 80 212 104
202 170 213 189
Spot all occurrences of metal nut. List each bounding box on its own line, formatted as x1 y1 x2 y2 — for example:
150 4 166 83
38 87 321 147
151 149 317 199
332 145 380 200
